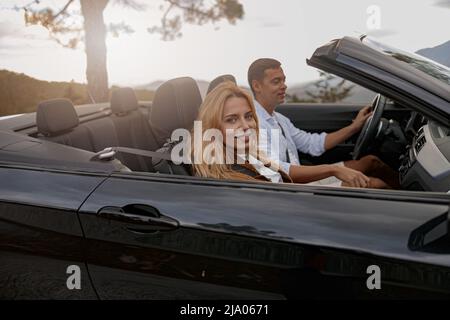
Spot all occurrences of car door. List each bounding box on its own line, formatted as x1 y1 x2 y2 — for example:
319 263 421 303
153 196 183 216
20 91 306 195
276 102 411 165
278 103 366 134
78 173 290 299
79 172 450 299
0 164 102 299
277 103 367 164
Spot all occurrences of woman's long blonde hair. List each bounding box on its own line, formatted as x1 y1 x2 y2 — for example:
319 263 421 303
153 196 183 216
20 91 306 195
191 81 276 181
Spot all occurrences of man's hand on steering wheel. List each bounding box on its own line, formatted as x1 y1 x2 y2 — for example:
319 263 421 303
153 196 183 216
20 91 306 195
350 105 373 133
352 94 386 160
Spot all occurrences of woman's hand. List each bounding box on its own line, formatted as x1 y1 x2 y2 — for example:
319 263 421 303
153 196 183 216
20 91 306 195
332 165 370 188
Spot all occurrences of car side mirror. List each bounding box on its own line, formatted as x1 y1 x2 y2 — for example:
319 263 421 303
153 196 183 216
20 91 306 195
408 208 450 253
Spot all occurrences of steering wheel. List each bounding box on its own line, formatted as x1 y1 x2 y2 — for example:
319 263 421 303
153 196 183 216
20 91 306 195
352 94 387 160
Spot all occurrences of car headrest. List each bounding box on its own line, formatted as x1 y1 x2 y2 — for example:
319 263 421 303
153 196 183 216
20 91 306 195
110 87 139 114
207 74 236 94
36 98 79 136
149 77 202 147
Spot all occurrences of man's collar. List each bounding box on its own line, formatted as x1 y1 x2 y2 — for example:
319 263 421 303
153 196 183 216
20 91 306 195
254 100 273 121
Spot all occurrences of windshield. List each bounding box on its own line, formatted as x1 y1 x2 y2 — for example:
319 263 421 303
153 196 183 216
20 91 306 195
362 37 450 86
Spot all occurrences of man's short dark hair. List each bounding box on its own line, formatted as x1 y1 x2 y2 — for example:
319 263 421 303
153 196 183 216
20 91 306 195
207 74 237 94
247 58 281 95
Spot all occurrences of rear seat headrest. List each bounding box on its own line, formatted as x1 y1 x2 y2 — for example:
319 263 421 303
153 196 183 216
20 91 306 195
149 77 202 146
36 98 79 136
110 87 139 114
207 74 236 94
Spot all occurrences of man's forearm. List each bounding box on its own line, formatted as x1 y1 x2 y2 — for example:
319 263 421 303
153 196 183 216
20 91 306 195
288 164 338 183
324 124 358 151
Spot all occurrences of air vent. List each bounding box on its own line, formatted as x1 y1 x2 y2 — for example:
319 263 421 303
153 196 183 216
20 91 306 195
415 135 426 154
417 126 424 137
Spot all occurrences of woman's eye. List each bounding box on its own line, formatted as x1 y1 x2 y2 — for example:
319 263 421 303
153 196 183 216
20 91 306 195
226 118 237 124
245 114 253 120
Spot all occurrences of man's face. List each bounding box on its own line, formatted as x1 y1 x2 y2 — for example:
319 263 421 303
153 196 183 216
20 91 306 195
253 67 287 108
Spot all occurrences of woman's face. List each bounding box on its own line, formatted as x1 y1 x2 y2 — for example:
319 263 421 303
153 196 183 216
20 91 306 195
220 96 257 151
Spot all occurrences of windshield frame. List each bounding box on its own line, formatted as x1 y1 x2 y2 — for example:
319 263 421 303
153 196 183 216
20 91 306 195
362 36 450 87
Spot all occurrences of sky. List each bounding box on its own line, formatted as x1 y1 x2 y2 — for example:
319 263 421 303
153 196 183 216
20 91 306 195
0 0 449 87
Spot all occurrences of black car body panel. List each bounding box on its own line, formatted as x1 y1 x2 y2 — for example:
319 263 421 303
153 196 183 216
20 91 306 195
0 165 103 299
77 173 450 298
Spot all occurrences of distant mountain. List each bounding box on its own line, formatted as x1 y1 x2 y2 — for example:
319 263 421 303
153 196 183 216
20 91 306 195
136 79 211 98
416 40 450 67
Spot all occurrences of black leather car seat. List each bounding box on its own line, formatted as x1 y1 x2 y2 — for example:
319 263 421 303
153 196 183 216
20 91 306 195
109 87 159 171
36 98 95 151
148 77 202 175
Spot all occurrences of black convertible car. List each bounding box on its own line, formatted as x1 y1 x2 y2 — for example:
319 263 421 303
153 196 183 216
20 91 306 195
1 36 449 299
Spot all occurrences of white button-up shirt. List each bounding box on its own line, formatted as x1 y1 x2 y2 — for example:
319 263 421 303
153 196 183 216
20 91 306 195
255 100 327 174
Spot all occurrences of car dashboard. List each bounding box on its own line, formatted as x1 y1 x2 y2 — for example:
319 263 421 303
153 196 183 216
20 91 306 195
400 121 450 192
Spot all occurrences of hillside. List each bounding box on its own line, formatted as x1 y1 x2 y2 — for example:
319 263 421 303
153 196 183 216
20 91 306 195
0 70 154 117
0 70 88 116
416 40 450 67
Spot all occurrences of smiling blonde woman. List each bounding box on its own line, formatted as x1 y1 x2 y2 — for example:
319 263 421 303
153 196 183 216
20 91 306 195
190 82 292 183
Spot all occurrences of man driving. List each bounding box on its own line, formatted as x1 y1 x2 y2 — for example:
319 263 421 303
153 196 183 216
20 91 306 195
248 58 399 188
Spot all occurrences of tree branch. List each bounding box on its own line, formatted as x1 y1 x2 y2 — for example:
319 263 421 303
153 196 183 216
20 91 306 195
166 0 219 21
149 0 243 40
53 0 76 19
161 3 175 29
113 0 147 10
